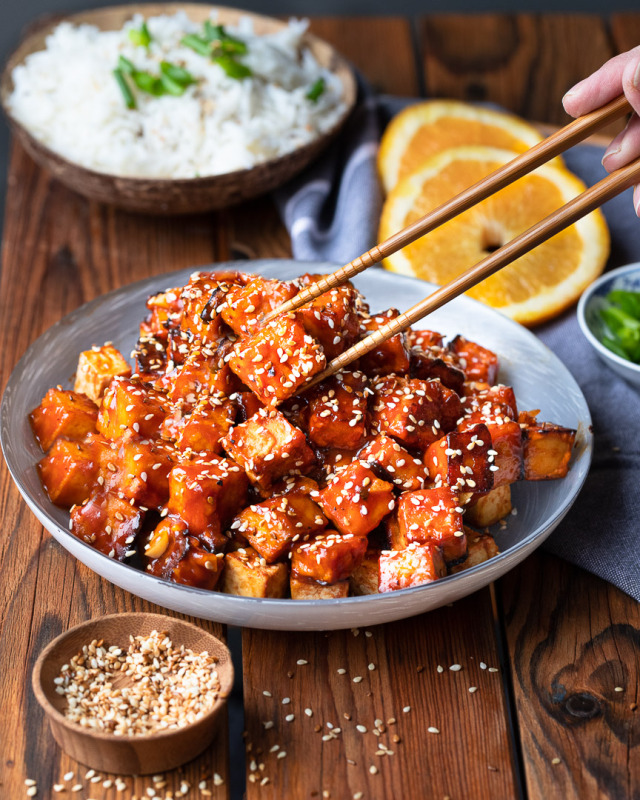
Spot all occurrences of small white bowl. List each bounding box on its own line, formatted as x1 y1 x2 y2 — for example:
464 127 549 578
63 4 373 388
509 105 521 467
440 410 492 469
577 262 640 387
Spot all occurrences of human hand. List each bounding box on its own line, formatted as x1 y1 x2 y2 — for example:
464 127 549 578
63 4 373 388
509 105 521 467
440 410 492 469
563 46 640 216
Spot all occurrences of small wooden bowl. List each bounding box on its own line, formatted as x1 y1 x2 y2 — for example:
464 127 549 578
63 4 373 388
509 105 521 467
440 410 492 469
32 612 233 775
0 3 357 214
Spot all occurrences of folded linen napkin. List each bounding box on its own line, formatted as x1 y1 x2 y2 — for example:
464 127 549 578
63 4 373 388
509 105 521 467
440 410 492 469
275 84 640 601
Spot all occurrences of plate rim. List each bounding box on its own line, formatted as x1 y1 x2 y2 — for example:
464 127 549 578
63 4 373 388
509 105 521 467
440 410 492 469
1 259 593 612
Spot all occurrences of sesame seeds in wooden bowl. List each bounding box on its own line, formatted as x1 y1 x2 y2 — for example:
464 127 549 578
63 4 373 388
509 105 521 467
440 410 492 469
32 612 233 775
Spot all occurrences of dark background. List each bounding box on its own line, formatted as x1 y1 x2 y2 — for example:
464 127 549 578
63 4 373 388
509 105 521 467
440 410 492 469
2 0 640 227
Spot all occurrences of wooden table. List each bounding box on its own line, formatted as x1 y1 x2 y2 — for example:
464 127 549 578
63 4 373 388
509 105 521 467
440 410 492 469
1 13 639 800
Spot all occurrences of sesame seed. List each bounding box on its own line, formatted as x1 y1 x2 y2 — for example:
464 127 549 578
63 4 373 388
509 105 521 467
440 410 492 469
403 706 411 713
285 714 295 722
64 773 74 782
368 663 376 671
263 690 272 697
427 726 439 734
614 687 624 692
450 664 462 671
436 665 444 673
552 758 561 765
353 676 363 683
488 667 499 673
469 686 478 693
297 659 308 665
369 766 378 775
26 789 37 798
356 725 367 733
305 708 313 716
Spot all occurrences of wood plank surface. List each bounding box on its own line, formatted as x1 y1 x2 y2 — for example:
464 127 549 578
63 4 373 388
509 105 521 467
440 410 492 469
500 556 640 799
419 15 622 138
0 145 230 799
242 592 519 800
240 16 521 800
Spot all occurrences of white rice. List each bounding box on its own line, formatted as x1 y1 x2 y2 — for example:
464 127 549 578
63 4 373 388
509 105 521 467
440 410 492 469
8 12 347 178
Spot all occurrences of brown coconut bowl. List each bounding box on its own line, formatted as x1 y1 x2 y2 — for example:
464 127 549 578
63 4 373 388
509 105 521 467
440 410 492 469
1 4 357 214
32 612 234 775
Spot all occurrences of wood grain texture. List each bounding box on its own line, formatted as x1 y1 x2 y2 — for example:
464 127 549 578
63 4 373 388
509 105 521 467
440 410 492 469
243 592 519 800
308 17 420 97
0 144 230 798
419 15 621 138
500 554 640 800
610 14 640 55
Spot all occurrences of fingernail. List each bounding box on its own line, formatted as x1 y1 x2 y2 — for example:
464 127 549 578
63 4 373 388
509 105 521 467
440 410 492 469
602 146 621 167
634 61 640 90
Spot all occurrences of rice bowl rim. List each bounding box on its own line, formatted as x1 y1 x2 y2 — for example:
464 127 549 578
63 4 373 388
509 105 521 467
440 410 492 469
0 3 357 207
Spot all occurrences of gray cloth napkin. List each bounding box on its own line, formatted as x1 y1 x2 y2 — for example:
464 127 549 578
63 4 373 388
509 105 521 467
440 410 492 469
275 86 640 601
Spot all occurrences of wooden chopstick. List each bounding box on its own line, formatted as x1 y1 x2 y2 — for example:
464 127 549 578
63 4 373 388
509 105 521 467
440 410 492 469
299 153 640 391
266 94 631 322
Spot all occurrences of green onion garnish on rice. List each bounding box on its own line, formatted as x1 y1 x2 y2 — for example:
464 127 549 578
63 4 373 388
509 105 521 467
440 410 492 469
113 68 136 109
182 22 252 79
128 21 152 49
114 58 197 106
306 77 325 102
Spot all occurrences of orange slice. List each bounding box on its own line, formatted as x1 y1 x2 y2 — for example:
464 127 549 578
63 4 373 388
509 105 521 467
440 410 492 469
378 100 554 193
379 146 610 325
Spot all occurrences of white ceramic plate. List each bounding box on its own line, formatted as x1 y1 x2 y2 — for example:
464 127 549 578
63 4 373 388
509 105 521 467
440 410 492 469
1 261 592 630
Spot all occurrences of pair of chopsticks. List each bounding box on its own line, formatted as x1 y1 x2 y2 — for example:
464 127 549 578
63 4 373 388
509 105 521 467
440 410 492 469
266 94 638 391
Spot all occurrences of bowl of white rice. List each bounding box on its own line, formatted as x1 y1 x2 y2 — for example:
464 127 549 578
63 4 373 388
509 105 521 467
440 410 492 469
1 4 356 214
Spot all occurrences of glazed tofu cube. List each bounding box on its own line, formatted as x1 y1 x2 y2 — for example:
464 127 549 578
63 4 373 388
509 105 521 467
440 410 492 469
465 484 512 527
297 284 362 360
290 576 350 600
396 487 466 562
449 335 499 384
317 460 395 537
357 309 410 376
425 424 494 494
229 313 326 407
450 529 500 573
221 547 289 597
38 435 106 507
71 490 143 560
408 329 444 349
371 376 459 451
222 408 315 491
173 397 237 455
117 435 175 510
462 384 518 420
461 413 523 487
230 495 327 563
74 344 132 404
522 422 576 480
167 346 241 406
350 549 380 595
167 456 248 551
378 543 446 592
221 277 298 336
179 273 234 346
140 286 183 342
30 388 98 452
144 517 223 590
357 434 428 491
409 347 465 395
291 530 367 584
308 370 368 450
97 378 169 440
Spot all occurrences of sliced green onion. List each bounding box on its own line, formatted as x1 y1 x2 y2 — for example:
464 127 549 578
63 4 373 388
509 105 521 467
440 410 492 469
214 54 252 79
306 77 325 102
118 55 136 74
181 33 212 56
113 68 136 109
160 61 196 87
128 21 152 48
131 70 164 96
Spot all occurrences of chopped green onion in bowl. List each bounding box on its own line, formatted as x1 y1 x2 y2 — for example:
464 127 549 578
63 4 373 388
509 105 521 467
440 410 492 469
598 289 640 363
306 77 325 102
